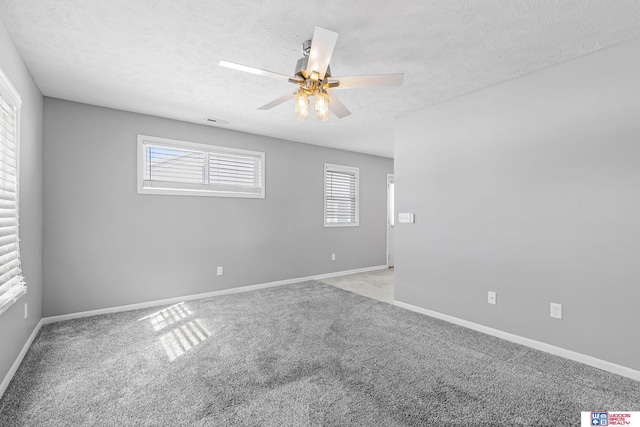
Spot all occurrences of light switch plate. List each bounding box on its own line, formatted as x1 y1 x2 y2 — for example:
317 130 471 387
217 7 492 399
399 213 415 223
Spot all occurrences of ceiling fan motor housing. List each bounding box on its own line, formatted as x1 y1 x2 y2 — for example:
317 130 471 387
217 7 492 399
295 40 331 80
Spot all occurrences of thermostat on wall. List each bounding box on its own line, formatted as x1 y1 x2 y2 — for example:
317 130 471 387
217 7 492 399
399 213 415 223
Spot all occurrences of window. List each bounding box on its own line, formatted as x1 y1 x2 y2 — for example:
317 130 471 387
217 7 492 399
137 135 265 198
0 67 26 316
324 163 359 227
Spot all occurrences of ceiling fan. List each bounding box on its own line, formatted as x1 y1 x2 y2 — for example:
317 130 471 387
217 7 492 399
219 26 404 121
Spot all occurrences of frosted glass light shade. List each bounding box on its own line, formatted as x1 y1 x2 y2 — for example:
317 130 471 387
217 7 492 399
295 91 309 120
315 90 329 121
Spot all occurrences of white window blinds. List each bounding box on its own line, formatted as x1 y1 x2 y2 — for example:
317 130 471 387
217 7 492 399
0 68 26 316
324 163 359 227
137 135 265 198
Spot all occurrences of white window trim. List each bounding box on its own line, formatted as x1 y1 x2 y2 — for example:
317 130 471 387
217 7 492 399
0 285 27 317
137 135 265 198
324 163 360 228
0 65 26 317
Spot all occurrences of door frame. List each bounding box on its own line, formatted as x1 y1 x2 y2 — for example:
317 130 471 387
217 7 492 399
386 174 394 268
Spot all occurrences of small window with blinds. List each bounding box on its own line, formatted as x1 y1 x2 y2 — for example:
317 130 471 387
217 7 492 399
137 135 265 198
0 67 26 316
324 163 359 227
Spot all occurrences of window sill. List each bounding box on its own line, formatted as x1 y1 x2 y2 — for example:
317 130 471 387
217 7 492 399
0 285 27 317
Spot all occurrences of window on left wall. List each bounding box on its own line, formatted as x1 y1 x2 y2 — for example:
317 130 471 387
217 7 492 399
0 67 26 316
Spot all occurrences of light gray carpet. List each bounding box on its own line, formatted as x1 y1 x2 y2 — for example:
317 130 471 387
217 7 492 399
1 281 638 426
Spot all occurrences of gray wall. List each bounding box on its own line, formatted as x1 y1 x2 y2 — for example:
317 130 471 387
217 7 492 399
394 38 640 371
43 99 392 316
0 20 44 381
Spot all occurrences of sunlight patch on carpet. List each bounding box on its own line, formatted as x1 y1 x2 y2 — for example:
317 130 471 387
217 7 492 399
160 319 212 361
138 301 194 331
138 302 211 361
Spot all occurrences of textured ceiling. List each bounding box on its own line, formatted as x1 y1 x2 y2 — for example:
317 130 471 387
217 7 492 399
1 1 640 158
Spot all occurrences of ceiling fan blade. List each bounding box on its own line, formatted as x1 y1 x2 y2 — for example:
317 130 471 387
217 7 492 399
219 60 302 84
327 92 351 119
306 27 339 81
330 73 404 89
258 92 295 110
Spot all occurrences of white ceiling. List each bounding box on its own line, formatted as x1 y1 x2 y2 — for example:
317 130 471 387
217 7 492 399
1 1 640 158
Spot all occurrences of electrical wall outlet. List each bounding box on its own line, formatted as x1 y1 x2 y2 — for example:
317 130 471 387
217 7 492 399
550 303 562 319
487 291 497 305
217 266 223 276
331 253 336 261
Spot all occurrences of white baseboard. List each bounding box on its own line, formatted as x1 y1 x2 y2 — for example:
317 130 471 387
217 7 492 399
0 319 43 398
393 300 640 382
43 265 388 325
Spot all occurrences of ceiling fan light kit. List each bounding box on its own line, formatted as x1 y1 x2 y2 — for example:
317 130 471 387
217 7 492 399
219 26 404 122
